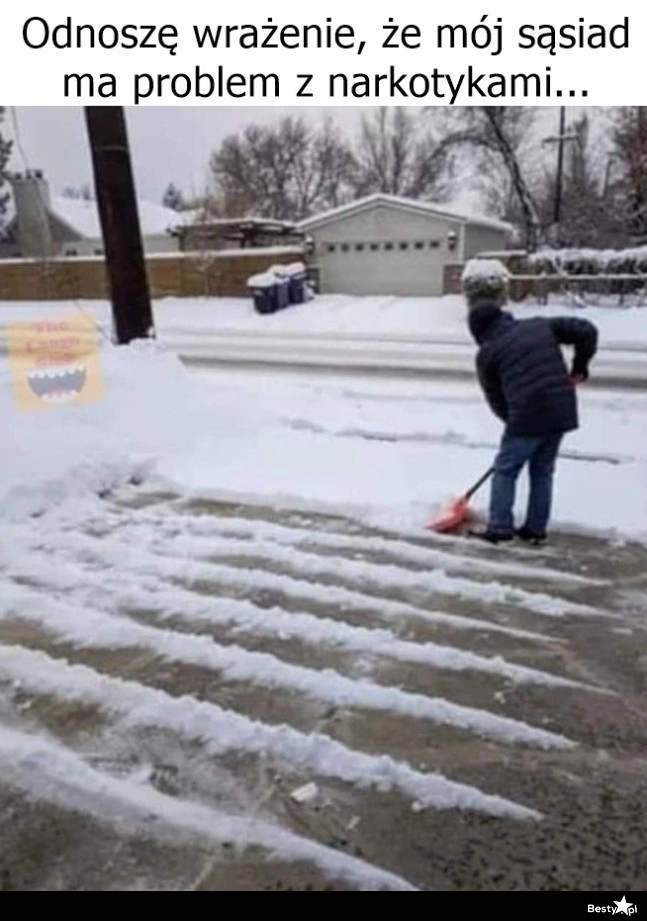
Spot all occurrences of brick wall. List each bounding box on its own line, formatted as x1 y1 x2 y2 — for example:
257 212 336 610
442 263 464 296
0 248 305 301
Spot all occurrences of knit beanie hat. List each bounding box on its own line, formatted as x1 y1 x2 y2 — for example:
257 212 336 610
462 259 509 311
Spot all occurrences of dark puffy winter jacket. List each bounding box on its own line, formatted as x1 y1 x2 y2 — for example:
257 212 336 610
468 304 598 437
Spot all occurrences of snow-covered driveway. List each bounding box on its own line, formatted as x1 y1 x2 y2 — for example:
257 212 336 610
1 345 647 889
1 486 646 890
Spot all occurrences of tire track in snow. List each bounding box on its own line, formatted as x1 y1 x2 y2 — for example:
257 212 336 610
0 643 541 821
0 585 579 747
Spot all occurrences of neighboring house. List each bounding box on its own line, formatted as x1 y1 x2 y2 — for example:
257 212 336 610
2 170 184 259
298 194 512 297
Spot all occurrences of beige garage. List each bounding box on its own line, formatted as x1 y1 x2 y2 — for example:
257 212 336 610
299 194 511 297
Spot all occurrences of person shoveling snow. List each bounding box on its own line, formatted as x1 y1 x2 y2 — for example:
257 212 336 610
460 259 598 546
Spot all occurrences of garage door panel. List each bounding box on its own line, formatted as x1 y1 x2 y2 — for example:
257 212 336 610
320 250 446 296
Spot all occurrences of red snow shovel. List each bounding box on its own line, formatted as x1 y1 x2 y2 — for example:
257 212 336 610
427 467 495 534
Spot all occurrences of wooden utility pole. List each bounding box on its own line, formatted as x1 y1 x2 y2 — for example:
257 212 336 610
553 106 567 225
543 107 578 230
84 107 154 344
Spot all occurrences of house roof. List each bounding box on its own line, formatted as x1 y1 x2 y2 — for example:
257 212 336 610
297 193 512 234
187 216 297 229
51 195 186 239
174 216 299 235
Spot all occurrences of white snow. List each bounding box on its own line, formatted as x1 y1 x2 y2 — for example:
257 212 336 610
0 314 646 539
7 513 547 640
155 511 599 586
247 272 278 289
462 259 510 285
0 643 540 821
529 245 647 274
51 195 182 239
0 245 304 267
0 339 208 518
2 292 644 352
0 558 589 701
0 724 417 890
1 296 642 879
148 369 646 543
282 262 307 278
141 530 603 620
297 193 513 234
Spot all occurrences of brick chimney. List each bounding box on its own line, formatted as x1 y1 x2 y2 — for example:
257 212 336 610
8 169 54 258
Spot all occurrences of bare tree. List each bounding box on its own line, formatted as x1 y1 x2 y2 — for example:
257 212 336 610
290 119 358 216
162 182 185 212
446 107 541 251
532 115 625 249
62 183 94 201
352 107 454 200
209 116 356 221
611 107 647 243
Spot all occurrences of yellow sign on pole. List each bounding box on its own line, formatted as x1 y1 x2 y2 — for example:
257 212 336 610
6 315 105 412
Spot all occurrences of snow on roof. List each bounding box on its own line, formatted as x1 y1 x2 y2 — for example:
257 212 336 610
0 244 304 266
297 194 512 234
51 195 182 239
169 209 202 228
186 216 298 229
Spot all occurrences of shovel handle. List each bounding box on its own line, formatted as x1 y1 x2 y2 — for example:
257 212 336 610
464 466 495 501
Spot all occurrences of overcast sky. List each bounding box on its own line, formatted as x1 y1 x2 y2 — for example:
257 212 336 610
7 106 362 204
6 106 607 212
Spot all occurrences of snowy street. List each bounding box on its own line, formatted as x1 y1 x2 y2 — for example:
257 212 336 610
1 294 647 385
2 330 647 890
170 329 647 390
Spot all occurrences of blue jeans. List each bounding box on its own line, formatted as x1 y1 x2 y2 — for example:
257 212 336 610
489 432 563 535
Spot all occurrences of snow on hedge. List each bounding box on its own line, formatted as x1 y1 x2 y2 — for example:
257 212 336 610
530 246 647 275
461 258 510 284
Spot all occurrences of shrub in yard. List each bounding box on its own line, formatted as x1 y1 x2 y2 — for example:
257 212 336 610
529 245 647 276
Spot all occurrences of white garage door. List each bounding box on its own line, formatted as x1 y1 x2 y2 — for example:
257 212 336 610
318 238 447 296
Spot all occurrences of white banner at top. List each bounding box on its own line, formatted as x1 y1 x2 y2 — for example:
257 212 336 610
1 0 644 106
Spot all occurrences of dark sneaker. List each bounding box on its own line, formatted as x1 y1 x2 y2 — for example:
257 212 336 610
516 526 547 546
468 529 514 545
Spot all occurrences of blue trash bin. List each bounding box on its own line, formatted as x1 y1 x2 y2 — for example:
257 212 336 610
270 266 291 310
247 271 278 315
284 262 307 305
